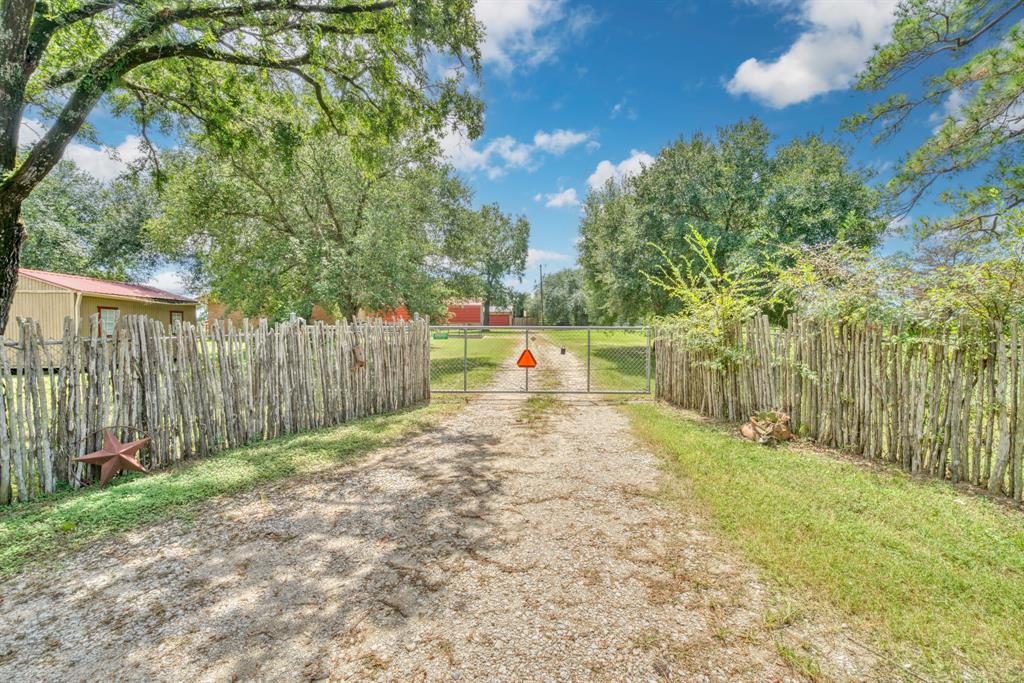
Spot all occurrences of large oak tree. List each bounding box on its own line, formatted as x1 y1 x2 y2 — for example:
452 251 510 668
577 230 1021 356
150 132 474 321
0 0 482 329
579 119 885 323
446 203 529 326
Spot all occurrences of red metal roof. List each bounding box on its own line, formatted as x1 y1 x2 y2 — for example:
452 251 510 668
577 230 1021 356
19 269 196 304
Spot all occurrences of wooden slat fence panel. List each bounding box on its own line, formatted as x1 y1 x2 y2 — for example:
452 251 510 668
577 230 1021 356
0 315 430 505
655 315 1024 501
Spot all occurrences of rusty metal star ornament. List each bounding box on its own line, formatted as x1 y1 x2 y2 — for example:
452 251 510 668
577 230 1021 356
74 429 150 487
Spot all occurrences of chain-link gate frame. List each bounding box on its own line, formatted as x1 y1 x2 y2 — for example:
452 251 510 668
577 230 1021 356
429 325 651 395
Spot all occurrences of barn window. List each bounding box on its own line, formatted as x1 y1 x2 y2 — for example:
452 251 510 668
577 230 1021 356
170 310 184 327
98 306 119 336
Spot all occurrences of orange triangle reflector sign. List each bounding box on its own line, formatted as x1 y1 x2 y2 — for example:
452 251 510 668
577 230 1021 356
516 349 537 368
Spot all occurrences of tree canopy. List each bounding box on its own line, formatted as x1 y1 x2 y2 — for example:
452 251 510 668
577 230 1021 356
18 160 157 279
0 0 484 329
446 203 529 325
578 118 885 323
848 0 1024 255
645 227 779 355
150 131 473 322
779 206 1024 331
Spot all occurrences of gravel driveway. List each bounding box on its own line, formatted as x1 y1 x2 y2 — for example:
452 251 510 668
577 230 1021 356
0 342 878 682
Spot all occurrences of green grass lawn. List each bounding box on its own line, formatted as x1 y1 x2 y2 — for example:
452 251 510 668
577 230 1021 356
543 328 651 391
626 401 1024 681
0 400 457 578
429 330 519 390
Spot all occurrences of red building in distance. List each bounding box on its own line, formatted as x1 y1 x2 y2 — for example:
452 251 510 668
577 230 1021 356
444 299 511 326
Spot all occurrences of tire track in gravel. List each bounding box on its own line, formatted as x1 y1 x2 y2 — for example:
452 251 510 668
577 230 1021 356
0 338 880 682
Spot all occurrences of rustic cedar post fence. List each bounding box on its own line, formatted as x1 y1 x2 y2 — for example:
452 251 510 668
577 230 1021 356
655 315 1024 501
0 315 431 505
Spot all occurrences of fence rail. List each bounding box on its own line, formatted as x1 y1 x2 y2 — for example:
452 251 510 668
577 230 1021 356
655 315 1024 501
0 315 430 505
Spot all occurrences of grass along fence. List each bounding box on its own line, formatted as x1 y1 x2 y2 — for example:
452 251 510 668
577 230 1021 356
655 315 1024 501
0 315 430 505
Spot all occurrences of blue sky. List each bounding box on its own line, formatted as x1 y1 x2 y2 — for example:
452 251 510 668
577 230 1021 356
444 0 924 292
31 0 939 295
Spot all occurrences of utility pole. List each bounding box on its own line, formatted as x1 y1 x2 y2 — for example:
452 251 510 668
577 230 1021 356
538 264 545 326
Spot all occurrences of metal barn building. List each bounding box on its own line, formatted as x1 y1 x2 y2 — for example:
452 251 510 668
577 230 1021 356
3 269 198 340
445 300 511 326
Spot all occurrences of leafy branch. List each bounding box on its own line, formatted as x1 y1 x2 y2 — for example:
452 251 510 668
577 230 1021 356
644 226 782 360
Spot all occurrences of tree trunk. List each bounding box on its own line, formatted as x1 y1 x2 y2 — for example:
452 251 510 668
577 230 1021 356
0 199 25 334
341 294 359 323
482 296 491 327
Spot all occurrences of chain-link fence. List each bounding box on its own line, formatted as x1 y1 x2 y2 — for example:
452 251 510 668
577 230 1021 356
429 326 651 394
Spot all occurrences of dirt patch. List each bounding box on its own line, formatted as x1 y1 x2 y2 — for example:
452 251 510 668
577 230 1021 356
0 347 883 681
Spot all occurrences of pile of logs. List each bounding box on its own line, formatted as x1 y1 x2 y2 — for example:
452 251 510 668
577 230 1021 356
739 410 794 445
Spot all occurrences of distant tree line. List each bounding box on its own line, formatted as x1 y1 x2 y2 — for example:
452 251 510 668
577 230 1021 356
525 268 588 326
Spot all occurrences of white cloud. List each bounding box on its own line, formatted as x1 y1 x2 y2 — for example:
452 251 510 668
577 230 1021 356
929 87 1024 134
65 136 146 182
587 149 654 190
929 89 969 133
998 100 1024 133
888 214 913 231
145 269 190 297
19 117 145 182
536 188 580 208
566 5 598 36
474 0 596 74
527 248 570 266
487 135 533 169
441 125 593 178
439 126 491 173
19 118 44 145
533 129 592 155
610 97 637 120
726 0 898 108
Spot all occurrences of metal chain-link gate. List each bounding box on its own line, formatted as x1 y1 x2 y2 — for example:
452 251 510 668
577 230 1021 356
429 326 651 394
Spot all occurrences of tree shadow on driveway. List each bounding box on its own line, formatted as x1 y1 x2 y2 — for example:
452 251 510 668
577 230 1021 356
0 419 517 681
